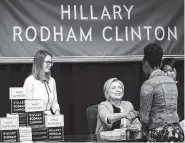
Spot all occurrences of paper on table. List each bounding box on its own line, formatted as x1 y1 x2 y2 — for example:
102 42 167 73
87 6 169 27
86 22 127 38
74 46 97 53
100 129 127 141
100 128 127 136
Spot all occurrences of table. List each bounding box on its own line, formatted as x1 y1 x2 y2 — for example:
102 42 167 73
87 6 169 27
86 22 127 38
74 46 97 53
64 131 147 142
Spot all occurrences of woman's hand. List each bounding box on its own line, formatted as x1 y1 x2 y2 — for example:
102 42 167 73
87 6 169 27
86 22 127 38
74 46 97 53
125 110 138 120
125 112 135 120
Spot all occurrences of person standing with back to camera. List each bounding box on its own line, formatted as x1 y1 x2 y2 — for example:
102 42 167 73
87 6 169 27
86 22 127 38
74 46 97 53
139 43 184 142
23 50 60 115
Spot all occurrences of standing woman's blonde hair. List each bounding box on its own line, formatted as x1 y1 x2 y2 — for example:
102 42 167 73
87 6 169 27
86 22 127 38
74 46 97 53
32 50 52 81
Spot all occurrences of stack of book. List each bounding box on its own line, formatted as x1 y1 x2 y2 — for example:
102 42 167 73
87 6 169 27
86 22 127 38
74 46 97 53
45 115 64 141
0 117 19 142
25 99 46 141
0 87 64 142
9 87 27 127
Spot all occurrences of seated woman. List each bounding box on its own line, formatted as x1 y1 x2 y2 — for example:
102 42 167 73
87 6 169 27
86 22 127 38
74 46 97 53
23 50 60 115
95 78 141 134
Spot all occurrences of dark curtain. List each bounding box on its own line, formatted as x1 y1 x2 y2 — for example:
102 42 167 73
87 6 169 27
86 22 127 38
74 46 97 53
0 61 183 135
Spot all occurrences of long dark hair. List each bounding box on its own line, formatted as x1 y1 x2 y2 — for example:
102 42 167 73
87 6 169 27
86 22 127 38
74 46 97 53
32 50 52 81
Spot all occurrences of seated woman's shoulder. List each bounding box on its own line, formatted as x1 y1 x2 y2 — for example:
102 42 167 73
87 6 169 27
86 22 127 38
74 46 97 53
121 101 133 107
98 101 111 111
99 100 108 105
99 100 111 107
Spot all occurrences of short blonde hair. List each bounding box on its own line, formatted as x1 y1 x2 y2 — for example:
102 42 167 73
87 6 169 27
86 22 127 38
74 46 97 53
103 78 124 100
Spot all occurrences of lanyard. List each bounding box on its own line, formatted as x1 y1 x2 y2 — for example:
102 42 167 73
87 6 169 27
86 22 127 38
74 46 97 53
43 81 51 108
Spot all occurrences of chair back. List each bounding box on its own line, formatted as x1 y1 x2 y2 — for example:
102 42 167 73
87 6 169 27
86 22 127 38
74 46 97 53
86 104 98 134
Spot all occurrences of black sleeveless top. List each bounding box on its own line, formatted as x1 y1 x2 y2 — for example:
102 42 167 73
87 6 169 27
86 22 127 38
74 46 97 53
110 104 121 130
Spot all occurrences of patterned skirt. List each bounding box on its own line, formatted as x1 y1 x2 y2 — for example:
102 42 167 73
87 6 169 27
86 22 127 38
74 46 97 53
147 123 184 142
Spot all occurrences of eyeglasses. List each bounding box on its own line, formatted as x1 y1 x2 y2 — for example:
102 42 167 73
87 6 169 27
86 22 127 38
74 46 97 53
44 61 53 66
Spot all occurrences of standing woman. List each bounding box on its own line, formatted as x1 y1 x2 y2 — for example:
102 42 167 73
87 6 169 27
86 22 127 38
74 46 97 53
23 50 60 115
140 43 184 142
161 58 177 82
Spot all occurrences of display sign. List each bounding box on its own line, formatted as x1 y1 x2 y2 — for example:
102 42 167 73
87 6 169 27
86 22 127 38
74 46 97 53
45 115 64 127
0 117 19 130
9 87 27 99
27 111 44 127
25 100 44 112
11 99 25 113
